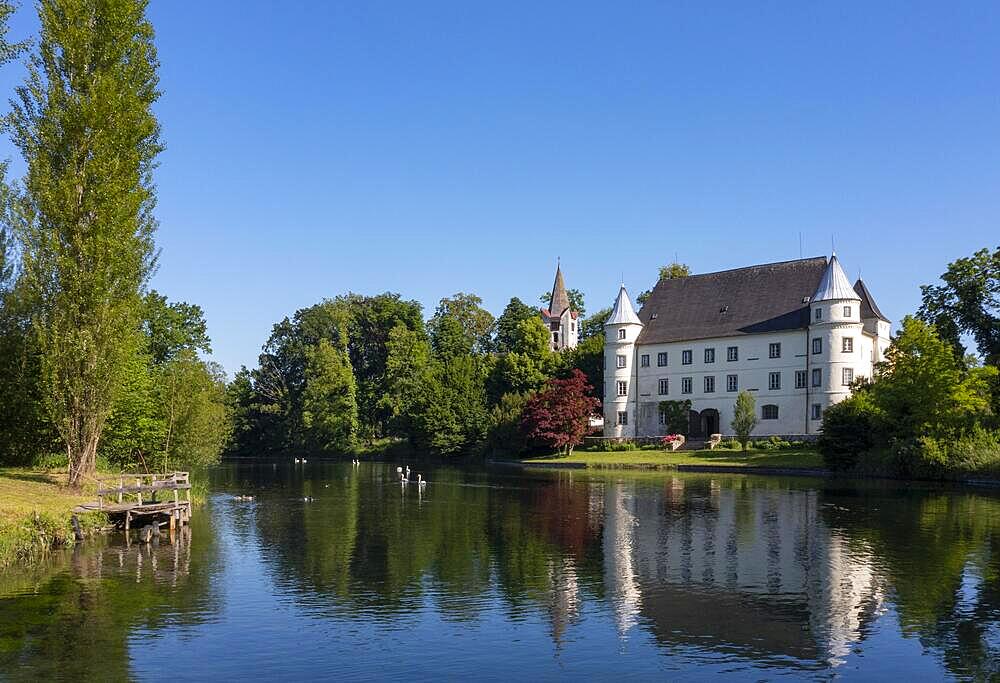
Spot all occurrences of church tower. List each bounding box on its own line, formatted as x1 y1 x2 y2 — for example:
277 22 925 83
540 263 579 351
604 285 643 438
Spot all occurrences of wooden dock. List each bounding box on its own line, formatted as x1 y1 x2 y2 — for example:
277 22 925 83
74 472 192 536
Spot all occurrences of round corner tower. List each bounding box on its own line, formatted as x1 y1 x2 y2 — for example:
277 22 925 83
604 285 643 438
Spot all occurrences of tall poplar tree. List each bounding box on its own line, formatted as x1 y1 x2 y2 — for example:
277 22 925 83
7 0 162 485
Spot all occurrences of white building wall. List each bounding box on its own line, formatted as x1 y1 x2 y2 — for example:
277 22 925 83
633 330 812 437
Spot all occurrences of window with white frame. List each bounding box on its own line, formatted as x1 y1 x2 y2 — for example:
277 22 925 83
842 337 853 353
762 404 779 420
795 370 807 389
640 354 649 367
811 403 822 420
618 328 626 340
681 377 692 394
616 354 627 369
704 348 715 363
727 346 738 361
769 372 781 390
769 342 781 359
727 374 738 392
617 411 628 425
658 378 669 395
843 305 852 317
813 337 822 355
704 376 715 393
682 350 693 365
815 308 823 321
657 352 668 367
616 380 628 396
842 367 854 386
812 368 822 387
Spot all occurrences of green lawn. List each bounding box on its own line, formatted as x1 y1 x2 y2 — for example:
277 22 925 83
521 448 825 470
0 467 108 568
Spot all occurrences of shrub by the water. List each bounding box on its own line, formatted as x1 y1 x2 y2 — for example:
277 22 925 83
605 440 637 452
818 392 882 471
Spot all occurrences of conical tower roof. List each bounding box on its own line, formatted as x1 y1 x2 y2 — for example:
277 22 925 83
549 264 571 316
812 254 860 303
605 285 642 326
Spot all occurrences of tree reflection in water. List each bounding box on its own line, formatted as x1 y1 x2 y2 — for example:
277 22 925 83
1 463 999 679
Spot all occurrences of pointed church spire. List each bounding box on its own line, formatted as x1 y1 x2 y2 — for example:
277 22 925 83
812 253 860 302
549 262 571 316
606 285 642 326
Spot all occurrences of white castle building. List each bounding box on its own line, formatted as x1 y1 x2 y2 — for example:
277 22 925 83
540 263 579 351
604 255 891 438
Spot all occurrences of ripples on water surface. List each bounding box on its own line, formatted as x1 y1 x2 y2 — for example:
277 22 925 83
3 462 1000 680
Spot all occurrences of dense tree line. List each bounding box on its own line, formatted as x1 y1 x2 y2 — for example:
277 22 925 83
230 292 609 457
0 0 229 481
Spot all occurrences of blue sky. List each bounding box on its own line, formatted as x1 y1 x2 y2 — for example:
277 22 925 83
1 2 998 374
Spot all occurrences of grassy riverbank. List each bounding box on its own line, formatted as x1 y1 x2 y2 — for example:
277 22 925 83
520 448 825 470
0 468 109 569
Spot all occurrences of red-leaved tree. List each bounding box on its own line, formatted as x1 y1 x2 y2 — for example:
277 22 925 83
521 369 601 456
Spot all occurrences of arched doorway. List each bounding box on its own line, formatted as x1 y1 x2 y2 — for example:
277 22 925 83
700 409 720 436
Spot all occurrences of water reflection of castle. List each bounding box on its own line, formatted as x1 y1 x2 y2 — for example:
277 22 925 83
547 477 884 667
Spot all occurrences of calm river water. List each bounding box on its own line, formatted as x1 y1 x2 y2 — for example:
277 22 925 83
3 462 1000 680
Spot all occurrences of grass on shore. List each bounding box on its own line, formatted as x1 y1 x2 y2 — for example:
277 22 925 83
0 467 109 569
521 448 825 470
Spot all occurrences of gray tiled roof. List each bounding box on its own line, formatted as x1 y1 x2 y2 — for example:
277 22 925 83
854 278 889 322
636 257 829 345
812 253 860 302
606 285 642 326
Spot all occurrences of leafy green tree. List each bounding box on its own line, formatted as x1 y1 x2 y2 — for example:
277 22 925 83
658 399 691 435
512 316 551 359
142 290 210 364
493 297 538 353
918 247 1000 366
579 307 611 340
155 351 231 469
226 367 261 454
539 288 586 317
637 262 690 305
871 316 996 440
7 0 162 486
381 322 432 437
487 352 546 404
411 355 489 455
731 390 757 452
0 282 57 465
100 350 163 469
0 1 27 65
817 387 882 471
330 292 423 441
300 339 358 452
564 333 603 400
428 292 495 355
484 392 532 456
